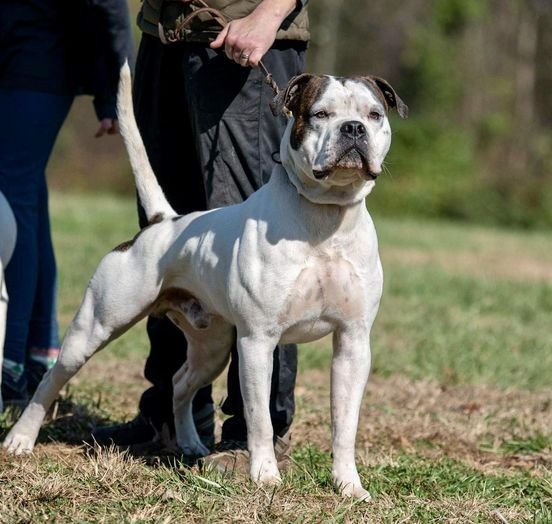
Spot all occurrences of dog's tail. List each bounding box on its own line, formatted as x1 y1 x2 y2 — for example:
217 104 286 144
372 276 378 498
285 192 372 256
117 61 177 222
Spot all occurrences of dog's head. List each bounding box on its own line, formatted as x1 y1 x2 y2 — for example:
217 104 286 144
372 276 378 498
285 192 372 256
272 74 408 205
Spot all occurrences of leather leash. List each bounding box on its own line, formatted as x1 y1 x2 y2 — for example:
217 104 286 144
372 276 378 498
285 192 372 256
158 0 280 96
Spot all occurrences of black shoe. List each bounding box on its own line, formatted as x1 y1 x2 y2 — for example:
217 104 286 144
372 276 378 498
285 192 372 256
90 413 156 447
1 372 30 408
89 404 216 450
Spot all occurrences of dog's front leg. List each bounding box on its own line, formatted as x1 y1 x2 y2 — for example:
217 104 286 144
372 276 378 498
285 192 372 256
331 328 372 501
237 333 281 485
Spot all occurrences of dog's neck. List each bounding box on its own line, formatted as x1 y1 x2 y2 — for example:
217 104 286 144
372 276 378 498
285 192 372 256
285 163 374 206
272 165 369 243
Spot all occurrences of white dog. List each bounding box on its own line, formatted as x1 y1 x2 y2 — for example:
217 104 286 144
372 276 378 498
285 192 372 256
3 64 407 500
0 191 17 413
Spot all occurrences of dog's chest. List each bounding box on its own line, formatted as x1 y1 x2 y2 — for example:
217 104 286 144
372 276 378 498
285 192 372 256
278 252 374 343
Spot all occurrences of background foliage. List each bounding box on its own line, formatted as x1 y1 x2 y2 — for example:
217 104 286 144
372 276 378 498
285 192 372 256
49 0 552 228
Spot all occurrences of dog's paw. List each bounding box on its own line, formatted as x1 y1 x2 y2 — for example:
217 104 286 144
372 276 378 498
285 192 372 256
2 432 36 455
256 471 282 486
335 475 372 501
251 459 281 486
339 482 372 502
333 467 372 501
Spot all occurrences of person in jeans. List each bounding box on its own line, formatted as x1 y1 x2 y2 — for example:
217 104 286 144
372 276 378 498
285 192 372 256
92 0 309 470
0 0 132 407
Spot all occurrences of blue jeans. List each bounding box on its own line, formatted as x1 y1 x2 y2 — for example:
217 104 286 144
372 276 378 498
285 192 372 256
0 88 73 399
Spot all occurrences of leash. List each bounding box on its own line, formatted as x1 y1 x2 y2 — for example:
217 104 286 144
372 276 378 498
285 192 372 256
158 0 280 96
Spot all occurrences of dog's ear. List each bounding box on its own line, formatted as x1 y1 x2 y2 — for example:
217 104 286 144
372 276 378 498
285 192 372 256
366 76 409 119
270 73 317 117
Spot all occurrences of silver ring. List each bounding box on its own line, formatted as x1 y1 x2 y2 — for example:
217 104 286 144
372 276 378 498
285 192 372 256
240 53 250 61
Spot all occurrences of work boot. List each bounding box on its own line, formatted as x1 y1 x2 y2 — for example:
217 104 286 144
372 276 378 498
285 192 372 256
90 413 156 448
200 430 292 475
1 361 29 410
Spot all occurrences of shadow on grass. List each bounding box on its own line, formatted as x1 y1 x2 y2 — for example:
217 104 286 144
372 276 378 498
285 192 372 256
0 393 112 446
0 394 201 469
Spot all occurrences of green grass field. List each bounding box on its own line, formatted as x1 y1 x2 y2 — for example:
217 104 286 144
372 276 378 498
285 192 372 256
1 192 550 523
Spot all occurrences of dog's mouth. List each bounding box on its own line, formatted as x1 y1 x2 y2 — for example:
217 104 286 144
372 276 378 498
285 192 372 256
313 147 378 181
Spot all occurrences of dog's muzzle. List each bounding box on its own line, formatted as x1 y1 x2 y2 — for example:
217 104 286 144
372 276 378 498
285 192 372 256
311 120 378 181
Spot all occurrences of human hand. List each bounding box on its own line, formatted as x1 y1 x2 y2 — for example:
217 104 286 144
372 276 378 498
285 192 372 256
95 118 120 138
210 0 296 67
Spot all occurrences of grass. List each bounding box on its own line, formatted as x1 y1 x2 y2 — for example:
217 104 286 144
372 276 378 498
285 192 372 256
0 191 550 523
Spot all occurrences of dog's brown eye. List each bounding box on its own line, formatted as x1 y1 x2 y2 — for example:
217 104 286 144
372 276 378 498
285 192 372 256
313 110 329 119
369 111 382 121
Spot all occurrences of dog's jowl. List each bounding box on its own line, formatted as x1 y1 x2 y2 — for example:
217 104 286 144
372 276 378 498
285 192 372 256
3 65 407 501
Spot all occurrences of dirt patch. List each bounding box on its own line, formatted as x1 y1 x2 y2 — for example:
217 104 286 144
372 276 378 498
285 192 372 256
293 371 552 474
382 246 552 283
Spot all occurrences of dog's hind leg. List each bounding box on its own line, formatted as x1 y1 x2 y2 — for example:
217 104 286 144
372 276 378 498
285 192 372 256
2 251 156 454
172 317 234 456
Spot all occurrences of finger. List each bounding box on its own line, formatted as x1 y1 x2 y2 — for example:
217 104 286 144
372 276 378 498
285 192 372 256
224 28 238 60
234 50 248 65
225 41 235 61
210 25 228 49
248 48 264 67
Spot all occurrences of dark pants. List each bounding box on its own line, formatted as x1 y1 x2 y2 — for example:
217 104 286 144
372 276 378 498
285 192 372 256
133 35 305 441
0 88 72 398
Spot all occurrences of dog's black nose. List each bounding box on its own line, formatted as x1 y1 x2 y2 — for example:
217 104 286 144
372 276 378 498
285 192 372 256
340 121 366 139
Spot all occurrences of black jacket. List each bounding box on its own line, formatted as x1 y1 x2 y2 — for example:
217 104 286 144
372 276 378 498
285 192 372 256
0 0 133 120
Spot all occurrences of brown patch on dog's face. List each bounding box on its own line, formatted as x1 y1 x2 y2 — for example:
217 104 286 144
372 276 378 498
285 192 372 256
271 74 331 150
288 77 331 150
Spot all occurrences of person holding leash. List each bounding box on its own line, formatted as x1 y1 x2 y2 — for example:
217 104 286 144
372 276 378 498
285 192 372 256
0 0 132 407
92 0 309 471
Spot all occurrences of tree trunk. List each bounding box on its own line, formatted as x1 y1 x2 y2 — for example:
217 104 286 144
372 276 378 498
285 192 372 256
310 0 343 74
